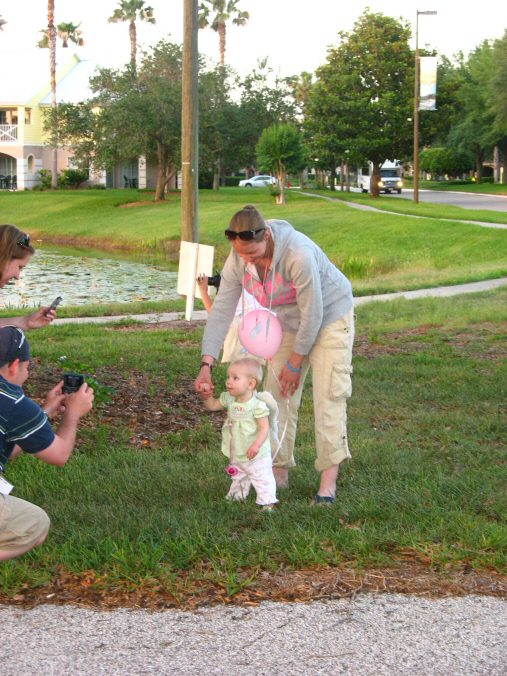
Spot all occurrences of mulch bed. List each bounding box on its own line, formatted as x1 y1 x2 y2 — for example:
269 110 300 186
2 560 505 610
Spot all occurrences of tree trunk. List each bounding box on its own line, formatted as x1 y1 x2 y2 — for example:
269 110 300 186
340 160 344 191
218 22 226 66
475 148 483 182
371 163 381 197
155 142 168 201
48 0 58 189
493 145 499 184
276 165 285 205
345 162 350 192
129 19 137 70
213 159 220 190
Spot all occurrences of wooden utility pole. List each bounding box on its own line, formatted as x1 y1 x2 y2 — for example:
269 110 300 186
181 0 199 242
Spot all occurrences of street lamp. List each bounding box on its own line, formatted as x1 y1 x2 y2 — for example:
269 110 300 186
413 9 437 204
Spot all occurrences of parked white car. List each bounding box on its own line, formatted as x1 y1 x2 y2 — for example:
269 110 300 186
238 175 278 188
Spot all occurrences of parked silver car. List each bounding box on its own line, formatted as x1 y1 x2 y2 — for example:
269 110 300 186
238 175 278 188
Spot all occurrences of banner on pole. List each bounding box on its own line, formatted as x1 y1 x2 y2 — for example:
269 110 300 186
419 56 437 111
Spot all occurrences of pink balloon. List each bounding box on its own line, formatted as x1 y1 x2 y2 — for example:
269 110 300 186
237 309 283 360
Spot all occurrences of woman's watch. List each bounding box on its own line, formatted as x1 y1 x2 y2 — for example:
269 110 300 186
200 361 214 372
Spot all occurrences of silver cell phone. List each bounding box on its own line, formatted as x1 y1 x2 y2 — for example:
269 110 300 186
46 296 63 315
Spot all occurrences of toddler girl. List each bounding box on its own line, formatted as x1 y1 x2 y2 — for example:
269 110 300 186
201 358 278 509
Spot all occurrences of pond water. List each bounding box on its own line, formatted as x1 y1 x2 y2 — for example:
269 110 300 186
1 250 179 309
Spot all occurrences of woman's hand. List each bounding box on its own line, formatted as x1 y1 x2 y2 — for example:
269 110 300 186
279 355 304 397
24 306 56 329
43 380 66 418
194 363 215 396
279 365 301 397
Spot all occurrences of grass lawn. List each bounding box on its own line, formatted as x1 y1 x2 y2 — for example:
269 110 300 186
0 288 505 606
1 188 506 303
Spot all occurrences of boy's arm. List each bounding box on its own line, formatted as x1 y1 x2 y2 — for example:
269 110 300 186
247 415 269 459
33 385 94 467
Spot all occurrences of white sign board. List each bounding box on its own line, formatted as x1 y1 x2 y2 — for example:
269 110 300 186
177 241 215 320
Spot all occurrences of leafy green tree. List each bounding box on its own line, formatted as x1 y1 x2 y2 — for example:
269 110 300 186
198 0 249 66
256 124 304 205
305 10 413 197
419 147 473 178
108 0 155 70
234 59 297 175
447 41 497 180
418 54 467 148
0 16 7 31
54 40 182 201
199 65 240 189
489 31 507 182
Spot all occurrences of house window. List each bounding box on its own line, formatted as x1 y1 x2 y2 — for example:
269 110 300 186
25 109 32 125
27 155 35 173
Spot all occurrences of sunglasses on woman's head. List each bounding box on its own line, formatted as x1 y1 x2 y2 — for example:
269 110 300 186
17 233 31 248
224 228 265 241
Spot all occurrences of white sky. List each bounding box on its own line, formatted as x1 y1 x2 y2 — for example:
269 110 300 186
1 0 506 78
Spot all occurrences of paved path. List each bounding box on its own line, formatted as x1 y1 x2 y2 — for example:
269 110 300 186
53 277 507 326
301 190 507 229
1 594 505 675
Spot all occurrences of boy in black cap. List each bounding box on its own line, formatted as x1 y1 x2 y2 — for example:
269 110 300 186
0 326 94 561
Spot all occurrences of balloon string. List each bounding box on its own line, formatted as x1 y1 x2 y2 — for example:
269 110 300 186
266 359 289 464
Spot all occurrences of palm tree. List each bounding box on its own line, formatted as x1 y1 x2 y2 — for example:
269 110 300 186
108 0 156 70
38 22 84 48
47 1 57 188
38 5 84 189
198 0 249 66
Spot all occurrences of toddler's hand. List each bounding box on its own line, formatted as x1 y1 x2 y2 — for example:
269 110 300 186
197 382 212 399
247 444 259 460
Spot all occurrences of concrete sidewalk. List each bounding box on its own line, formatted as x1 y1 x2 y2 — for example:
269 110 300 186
53 277 507 326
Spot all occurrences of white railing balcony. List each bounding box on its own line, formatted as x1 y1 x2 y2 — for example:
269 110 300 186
0 125 18 142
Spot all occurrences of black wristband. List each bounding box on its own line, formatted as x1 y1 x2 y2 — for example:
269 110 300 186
200 361 214 372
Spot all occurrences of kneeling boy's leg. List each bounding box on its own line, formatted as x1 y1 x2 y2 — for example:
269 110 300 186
0 495 50 561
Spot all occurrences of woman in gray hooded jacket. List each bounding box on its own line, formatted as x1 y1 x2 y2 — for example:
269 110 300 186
195 205 354 504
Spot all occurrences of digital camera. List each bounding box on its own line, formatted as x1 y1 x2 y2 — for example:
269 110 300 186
63 373 85 394
207 273 221 290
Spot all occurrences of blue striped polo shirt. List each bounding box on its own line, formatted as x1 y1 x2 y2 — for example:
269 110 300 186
0 375 55 465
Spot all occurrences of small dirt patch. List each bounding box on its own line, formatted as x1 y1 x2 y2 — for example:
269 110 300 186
26 358 223 446
118 200 166 208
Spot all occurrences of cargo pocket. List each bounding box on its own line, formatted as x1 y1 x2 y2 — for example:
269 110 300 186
330 363 353 400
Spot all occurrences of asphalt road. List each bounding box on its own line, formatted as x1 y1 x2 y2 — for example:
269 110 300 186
390 188 507 212
1 594 506 675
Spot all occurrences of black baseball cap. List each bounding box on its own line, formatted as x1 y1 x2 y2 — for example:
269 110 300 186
0 326 30 367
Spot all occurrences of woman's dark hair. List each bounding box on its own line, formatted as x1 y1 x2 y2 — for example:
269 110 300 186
228 205 266 240
0 224 35 275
